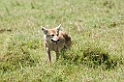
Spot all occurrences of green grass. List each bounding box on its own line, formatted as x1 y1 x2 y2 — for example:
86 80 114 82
0 0 124 82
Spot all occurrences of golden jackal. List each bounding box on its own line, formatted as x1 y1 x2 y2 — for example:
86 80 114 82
41 24 71 62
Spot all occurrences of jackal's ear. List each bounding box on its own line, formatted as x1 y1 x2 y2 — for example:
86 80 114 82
56 24 61 31
41 27 48 34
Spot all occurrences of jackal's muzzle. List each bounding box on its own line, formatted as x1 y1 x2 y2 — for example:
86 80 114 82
51 39 59 44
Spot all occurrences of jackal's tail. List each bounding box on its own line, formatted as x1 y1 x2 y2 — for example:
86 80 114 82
63 33 71 49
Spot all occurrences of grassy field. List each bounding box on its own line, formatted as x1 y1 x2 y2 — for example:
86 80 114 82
0 0 124 82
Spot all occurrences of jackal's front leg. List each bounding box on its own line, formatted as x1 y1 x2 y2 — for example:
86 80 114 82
47 51 51 63
56 51 60 61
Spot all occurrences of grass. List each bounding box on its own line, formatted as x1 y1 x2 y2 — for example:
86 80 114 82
0 0 124 82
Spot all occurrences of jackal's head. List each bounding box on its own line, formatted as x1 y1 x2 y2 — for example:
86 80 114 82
41 24 61 44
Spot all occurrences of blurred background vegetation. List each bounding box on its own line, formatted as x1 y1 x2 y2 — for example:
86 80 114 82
0 0 124 82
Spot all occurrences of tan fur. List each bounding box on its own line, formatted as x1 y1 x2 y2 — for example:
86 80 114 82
41 24 71 62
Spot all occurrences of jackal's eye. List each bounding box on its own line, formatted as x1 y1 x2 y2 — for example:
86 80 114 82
56 33 59 36
51 34 54 37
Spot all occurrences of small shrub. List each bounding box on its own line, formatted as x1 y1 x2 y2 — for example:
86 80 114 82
62 47 121 69
0 38 40 72
82 48 109 66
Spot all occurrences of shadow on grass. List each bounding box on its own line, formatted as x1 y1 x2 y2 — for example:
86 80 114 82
0 29 12 33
